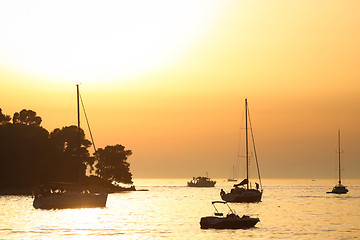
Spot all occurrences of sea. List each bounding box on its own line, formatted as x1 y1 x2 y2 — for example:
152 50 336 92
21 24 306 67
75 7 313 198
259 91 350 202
0 178 359 240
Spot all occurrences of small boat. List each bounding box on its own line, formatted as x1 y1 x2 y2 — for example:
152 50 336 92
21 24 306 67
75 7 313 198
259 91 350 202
227 178 237 182
227 165 238 182
326 130 349 194
221 99 263 203
33 85 108 209
200 201 259 229
188 173 216 187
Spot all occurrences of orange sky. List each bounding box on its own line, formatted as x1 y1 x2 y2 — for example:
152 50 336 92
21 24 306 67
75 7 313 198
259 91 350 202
1 1 359 179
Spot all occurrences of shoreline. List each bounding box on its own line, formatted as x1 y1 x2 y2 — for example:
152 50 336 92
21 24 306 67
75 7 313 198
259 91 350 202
0 186 137 196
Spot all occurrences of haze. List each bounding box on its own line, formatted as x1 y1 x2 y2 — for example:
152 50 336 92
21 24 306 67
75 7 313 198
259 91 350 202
1 0 359 179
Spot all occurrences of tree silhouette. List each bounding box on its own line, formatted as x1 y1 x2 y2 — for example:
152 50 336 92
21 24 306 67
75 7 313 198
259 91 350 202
13 109 42 126
0 108 11 124
49 126 93 182
95 144 133 184
0 119 55 190
0 108 134 194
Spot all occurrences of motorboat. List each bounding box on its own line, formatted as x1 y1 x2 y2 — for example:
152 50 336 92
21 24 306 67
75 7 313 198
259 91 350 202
200 201 259 229
188 174 216 187
188 176 216 187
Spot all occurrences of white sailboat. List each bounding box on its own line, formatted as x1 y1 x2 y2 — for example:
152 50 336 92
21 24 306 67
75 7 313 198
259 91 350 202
227 165 238 182
326 130 348 194
33 85 108 209
220 99 263 203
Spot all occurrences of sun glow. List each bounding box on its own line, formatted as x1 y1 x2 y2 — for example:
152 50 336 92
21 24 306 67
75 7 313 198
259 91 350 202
0 1 225 85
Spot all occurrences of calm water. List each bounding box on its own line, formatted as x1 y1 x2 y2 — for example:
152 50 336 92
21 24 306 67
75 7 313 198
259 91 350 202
0 179 359 239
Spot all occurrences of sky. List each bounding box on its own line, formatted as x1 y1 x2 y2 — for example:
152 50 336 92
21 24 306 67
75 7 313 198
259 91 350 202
1 0 359 179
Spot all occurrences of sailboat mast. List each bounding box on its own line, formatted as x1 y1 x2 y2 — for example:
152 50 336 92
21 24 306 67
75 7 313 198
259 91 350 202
245 99 249 189
338 129 341 185
77 84 81 184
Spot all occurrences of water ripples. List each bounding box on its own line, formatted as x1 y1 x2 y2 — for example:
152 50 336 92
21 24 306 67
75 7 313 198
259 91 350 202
0 179 359 239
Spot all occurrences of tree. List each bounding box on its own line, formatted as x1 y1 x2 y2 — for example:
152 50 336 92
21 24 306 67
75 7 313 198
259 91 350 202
0 107 135 193
0 120 54 190
95 144 133 184
0 108 11 124
49 125 93 182
13 109 42 126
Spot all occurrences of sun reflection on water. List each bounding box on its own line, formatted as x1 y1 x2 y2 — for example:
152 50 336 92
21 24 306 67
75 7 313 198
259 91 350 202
1 179 360 239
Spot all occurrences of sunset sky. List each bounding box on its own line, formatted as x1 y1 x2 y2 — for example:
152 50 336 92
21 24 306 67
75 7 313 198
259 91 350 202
1 1 359 179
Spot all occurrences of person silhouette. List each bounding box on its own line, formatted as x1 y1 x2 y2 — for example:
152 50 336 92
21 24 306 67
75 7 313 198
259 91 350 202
220 189 225 196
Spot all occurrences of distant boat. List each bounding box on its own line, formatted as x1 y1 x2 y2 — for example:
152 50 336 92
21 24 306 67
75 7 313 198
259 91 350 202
227 165 238 182
220 99 263 203
188 173 216 187
200 201 259 229
326 130 349 194
33 85 108 209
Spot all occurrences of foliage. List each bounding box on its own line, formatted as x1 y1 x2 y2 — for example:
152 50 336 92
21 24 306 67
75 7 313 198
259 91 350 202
49 126 95 181
0 121 54 189
95 145 133 184
0 108 133 193
0 108 11 124
13 109 42 126
48 126 93 182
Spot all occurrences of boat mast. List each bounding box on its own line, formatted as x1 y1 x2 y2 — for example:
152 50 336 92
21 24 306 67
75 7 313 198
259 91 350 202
248 108 263 191
338 129 341 185
233 165 235 179
245 99 249 189
77 84 81 184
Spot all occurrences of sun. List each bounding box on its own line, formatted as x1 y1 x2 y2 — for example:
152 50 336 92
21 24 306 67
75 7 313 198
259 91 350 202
0 1 226 86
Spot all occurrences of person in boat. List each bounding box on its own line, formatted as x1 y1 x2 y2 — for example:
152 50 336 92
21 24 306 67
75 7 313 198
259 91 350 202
256 182 259 190
220 189 225 196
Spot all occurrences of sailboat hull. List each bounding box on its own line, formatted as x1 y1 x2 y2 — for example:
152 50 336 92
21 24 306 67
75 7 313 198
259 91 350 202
33 192 108 209
326 185 348 194
221 190 262 203
227 178 237 182
326 130 349 195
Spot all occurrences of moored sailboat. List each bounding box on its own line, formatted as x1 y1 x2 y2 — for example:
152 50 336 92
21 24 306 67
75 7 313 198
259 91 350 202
33 182 107 209
326 130 348 194
33 85 108 209
227 165 238 182
220 99 263 203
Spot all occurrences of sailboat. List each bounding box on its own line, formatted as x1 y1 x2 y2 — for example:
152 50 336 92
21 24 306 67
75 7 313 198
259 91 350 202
326 130 349 194
33 85 108 209
220 99 263 203
227 165 238 182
